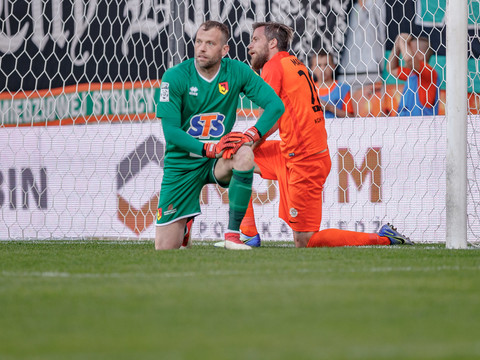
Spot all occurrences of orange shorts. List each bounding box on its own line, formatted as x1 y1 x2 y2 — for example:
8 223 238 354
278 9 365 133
253 140 331 232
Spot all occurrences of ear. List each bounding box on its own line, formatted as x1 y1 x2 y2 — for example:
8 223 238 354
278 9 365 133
221 44 230 57
269 38 278 50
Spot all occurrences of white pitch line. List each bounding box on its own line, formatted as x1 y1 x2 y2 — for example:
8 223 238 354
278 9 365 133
2 264 480 280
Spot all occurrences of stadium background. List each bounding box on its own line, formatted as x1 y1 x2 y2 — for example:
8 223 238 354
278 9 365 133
1 0 480 242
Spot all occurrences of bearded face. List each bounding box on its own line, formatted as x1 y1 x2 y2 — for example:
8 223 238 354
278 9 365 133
250 44 269 71
248 27 271 71
194 27 229 75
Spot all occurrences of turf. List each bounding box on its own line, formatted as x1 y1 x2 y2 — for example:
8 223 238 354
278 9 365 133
0 241 479 360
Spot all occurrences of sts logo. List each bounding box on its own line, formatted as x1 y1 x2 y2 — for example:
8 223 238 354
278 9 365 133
187 113 225 139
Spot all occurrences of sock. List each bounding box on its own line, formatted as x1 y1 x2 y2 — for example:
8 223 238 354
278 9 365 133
239 197 258 236
182 218 194 247
227 168 254 231
307 229 390 247
224 231 240 242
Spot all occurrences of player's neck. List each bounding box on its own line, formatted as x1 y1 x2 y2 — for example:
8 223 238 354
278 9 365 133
268 48 280 61
195 61 221 81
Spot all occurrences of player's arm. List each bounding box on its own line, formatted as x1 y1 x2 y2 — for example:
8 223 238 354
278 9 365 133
162 118 244 159
261 119 278 139
161 116 204 155
157 71 204 155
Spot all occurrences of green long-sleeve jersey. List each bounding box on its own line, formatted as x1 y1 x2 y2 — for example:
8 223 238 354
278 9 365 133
156 58 284 168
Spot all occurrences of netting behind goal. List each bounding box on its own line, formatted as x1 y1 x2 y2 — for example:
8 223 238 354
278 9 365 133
1 0 479 242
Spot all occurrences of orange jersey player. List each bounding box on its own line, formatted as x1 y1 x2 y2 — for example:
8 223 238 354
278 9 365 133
214 22 413 249
261 50 328 159
246 23 330 248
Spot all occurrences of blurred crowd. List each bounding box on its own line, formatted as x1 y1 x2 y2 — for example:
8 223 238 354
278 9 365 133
308 0 478 117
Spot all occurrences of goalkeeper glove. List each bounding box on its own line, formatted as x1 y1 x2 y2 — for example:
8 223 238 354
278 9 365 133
243 126 261 145
203 132 245 159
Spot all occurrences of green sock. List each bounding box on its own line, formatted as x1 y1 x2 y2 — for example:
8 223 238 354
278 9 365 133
227 168 254 231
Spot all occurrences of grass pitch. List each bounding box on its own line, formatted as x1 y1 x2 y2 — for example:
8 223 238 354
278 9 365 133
1 241 479 360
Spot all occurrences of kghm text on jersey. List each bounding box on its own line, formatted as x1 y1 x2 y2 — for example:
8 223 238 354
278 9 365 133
290 58 302 66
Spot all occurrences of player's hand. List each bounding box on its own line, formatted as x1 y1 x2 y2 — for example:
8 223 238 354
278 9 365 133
219 132 247 159
222 143 243 160
203 132 245 159
242 126 261 145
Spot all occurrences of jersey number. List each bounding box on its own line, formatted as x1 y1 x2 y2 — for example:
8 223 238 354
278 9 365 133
298 70 322 113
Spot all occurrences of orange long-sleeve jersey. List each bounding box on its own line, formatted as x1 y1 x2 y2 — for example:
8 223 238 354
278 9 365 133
261 51 328 160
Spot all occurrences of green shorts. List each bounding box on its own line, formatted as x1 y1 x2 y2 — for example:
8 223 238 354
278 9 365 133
156 159 228 226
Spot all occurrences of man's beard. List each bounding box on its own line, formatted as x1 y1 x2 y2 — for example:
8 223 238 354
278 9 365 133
251 50 269 72
195 53 221 71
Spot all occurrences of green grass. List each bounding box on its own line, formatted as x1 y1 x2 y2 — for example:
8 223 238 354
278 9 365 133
1 241 479 360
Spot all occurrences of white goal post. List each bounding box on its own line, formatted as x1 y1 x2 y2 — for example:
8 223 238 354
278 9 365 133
1 0 479 244
446 0 468 249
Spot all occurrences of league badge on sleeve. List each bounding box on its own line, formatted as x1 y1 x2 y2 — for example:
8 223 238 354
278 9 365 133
160 82 170 102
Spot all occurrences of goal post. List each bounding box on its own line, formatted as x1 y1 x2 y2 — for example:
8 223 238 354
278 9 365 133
446 0 469 249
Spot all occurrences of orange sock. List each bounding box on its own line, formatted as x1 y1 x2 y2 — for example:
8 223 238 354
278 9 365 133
239 197 258 236
307 229 390 247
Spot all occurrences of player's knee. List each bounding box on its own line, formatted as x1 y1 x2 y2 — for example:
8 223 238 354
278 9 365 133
155 238 180 250
155 226 182 250
155 236 171 250
233 145 254 171
155 238 167 250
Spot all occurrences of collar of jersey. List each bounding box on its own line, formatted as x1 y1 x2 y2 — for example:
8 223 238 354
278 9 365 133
194 60 222 83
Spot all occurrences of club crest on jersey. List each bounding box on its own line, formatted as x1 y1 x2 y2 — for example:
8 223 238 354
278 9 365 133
156 208 162 221
218 82 229 95
187 113 226 139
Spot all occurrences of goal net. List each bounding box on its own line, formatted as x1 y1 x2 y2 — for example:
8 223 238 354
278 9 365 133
1 0 479 243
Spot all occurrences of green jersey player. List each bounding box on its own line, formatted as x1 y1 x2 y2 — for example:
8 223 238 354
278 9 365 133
155 20 284 250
